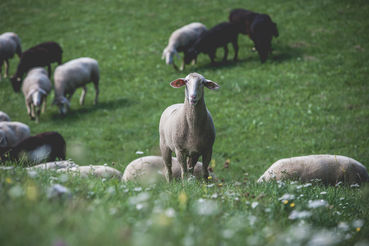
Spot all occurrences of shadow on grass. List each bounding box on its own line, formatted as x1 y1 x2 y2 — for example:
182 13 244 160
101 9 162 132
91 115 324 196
50 97 132 122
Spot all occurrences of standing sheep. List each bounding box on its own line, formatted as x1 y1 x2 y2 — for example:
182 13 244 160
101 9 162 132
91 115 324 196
0 121 30 149
159 73 220 182
0 111 11 122
0 32 22 80
162 22 207 71
10 41 62 92
229 8 279 63
184 22 242 65
53 57 99 115
22 67 52 122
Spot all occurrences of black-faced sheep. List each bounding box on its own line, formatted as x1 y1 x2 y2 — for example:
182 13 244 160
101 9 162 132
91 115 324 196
159 73 220 182
184 22 242 65
0 32 22 80
4 131 66 165
229 8 279 63
53 57 99 115
22 67 52 122
162 22 207 71
10 41 62 92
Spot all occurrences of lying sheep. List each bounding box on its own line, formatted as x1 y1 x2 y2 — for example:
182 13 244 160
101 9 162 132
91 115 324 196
0 121 30 148
0 32 22 80
184 22 242 65
22 67 52 122
257 154 369 185
10 41 62 92
53 57 99 115
27 160 78 170
0 111 11 121
162 22 207 71
122 156 214 183
159 73 220 181
57 165 122 179
4 132 66 166
229 8 278 63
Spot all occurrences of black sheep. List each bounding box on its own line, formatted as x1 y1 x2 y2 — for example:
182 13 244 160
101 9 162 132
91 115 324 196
1 131 66 166
184 22 242 65
10 41 63 92
229 8 279 63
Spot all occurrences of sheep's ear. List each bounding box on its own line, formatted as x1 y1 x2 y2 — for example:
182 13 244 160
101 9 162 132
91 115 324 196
204 80 220 90
170 78 186 88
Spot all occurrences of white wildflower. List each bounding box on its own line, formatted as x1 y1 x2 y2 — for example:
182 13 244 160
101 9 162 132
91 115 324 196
251 201 259 209
288 210 312 220
308 200 328 208
193 199 219 216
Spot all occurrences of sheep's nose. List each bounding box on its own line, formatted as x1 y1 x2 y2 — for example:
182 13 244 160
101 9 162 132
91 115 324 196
190 95 196 99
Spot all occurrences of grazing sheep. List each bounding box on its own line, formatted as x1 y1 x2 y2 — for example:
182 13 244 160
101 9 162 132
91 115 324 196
257 155 369 185
159 73 220 182
22 67 52 122
57 165 122 179
0 121 30 148
53 57 99 115
229 8 279 62
0 111 11 121
10 41 62 92
0 32 21 80
122 156 215 183
4 132 66 165
162 22 207 71
184 22 242 65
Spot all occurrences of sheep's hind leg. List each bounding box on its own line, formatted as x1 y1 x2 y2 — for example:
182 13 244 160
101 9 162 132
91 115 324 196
4 59 9 78
80 86 87 105
161 147 173 182
41 96 47 113
188 154 199 176
222 45 229 62
93 81 99 105
232 39 239 61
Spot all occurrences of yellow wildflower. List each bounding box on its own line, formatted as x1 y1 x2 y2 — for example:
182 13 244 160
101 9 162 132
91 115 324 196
5 177 12 184
178 191 188 208
283 200 289 205
356 227 361 232
211 159 216 169
290 202 295 208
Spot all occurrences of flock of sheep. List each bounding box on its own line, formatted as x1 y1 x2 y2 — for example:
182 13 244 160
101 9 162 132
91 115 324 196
1 8 368 186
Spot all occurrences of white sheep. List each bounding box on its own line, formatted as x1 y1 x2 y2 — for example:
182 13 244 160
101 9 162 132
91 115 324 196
257 154 369 185
0 32 21 80
22 67 52 122
122 155 214 183
0 121 30 148
162 22 207 71
53 57 99 115
27 160 78 170
57 165 122 179
159 73 220 182
0 111 11 121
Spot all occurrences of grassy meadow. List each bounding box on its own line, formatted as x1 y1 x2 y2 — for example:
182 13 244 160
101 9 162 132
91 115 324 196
1 0 369 245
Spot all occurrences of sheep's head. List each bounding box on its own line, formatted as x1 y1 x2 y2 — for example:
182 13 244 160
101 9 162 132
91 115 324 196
53 96 70 115
162 47 175 65
0 130 8 148
184 48 198 65
10 76 22 92
170 73 220 106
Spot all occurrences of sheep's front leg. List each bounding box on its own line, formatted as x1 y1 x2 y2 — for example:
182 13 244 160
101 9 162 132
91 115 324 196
93 81 99 105
223 45 229 62
41 95 47 113
161 146 173 182
232 39 239 61
4 59 9 78
80 86 87 105
26 101 32 119
30 104 36 120
188 154 200 175
208 50 216 65
175 150 188 180
202 150 212 181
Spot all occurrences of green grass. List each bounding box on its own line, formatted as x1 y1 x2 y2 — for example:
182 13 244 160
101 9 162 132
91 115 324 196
1 0 369 245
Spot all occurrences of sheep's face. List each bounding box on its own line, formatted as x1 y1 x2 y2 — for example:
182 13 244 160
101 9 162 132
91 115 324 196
162 48 174 65
170 73 220 106
10 76 22 92
54 97 70 115
251 20 278 63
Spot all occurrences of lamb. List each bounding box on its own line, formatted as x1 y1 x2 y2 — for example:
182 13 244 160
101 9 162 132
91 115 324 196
162 22 207 71
0 121 30 149
159 73 220 182
122 156 215 183
0 111 11 121
184 22 242 65
229 8 279 63
3 132 66 165
53 57 99 115
0 32 22 80
10 41 62 92
257 154 369 185
21 67 52 122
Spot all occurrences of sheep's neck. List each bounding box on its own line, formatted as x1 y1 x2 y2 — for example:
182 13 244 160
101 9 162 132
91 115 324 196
183 97 208 132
